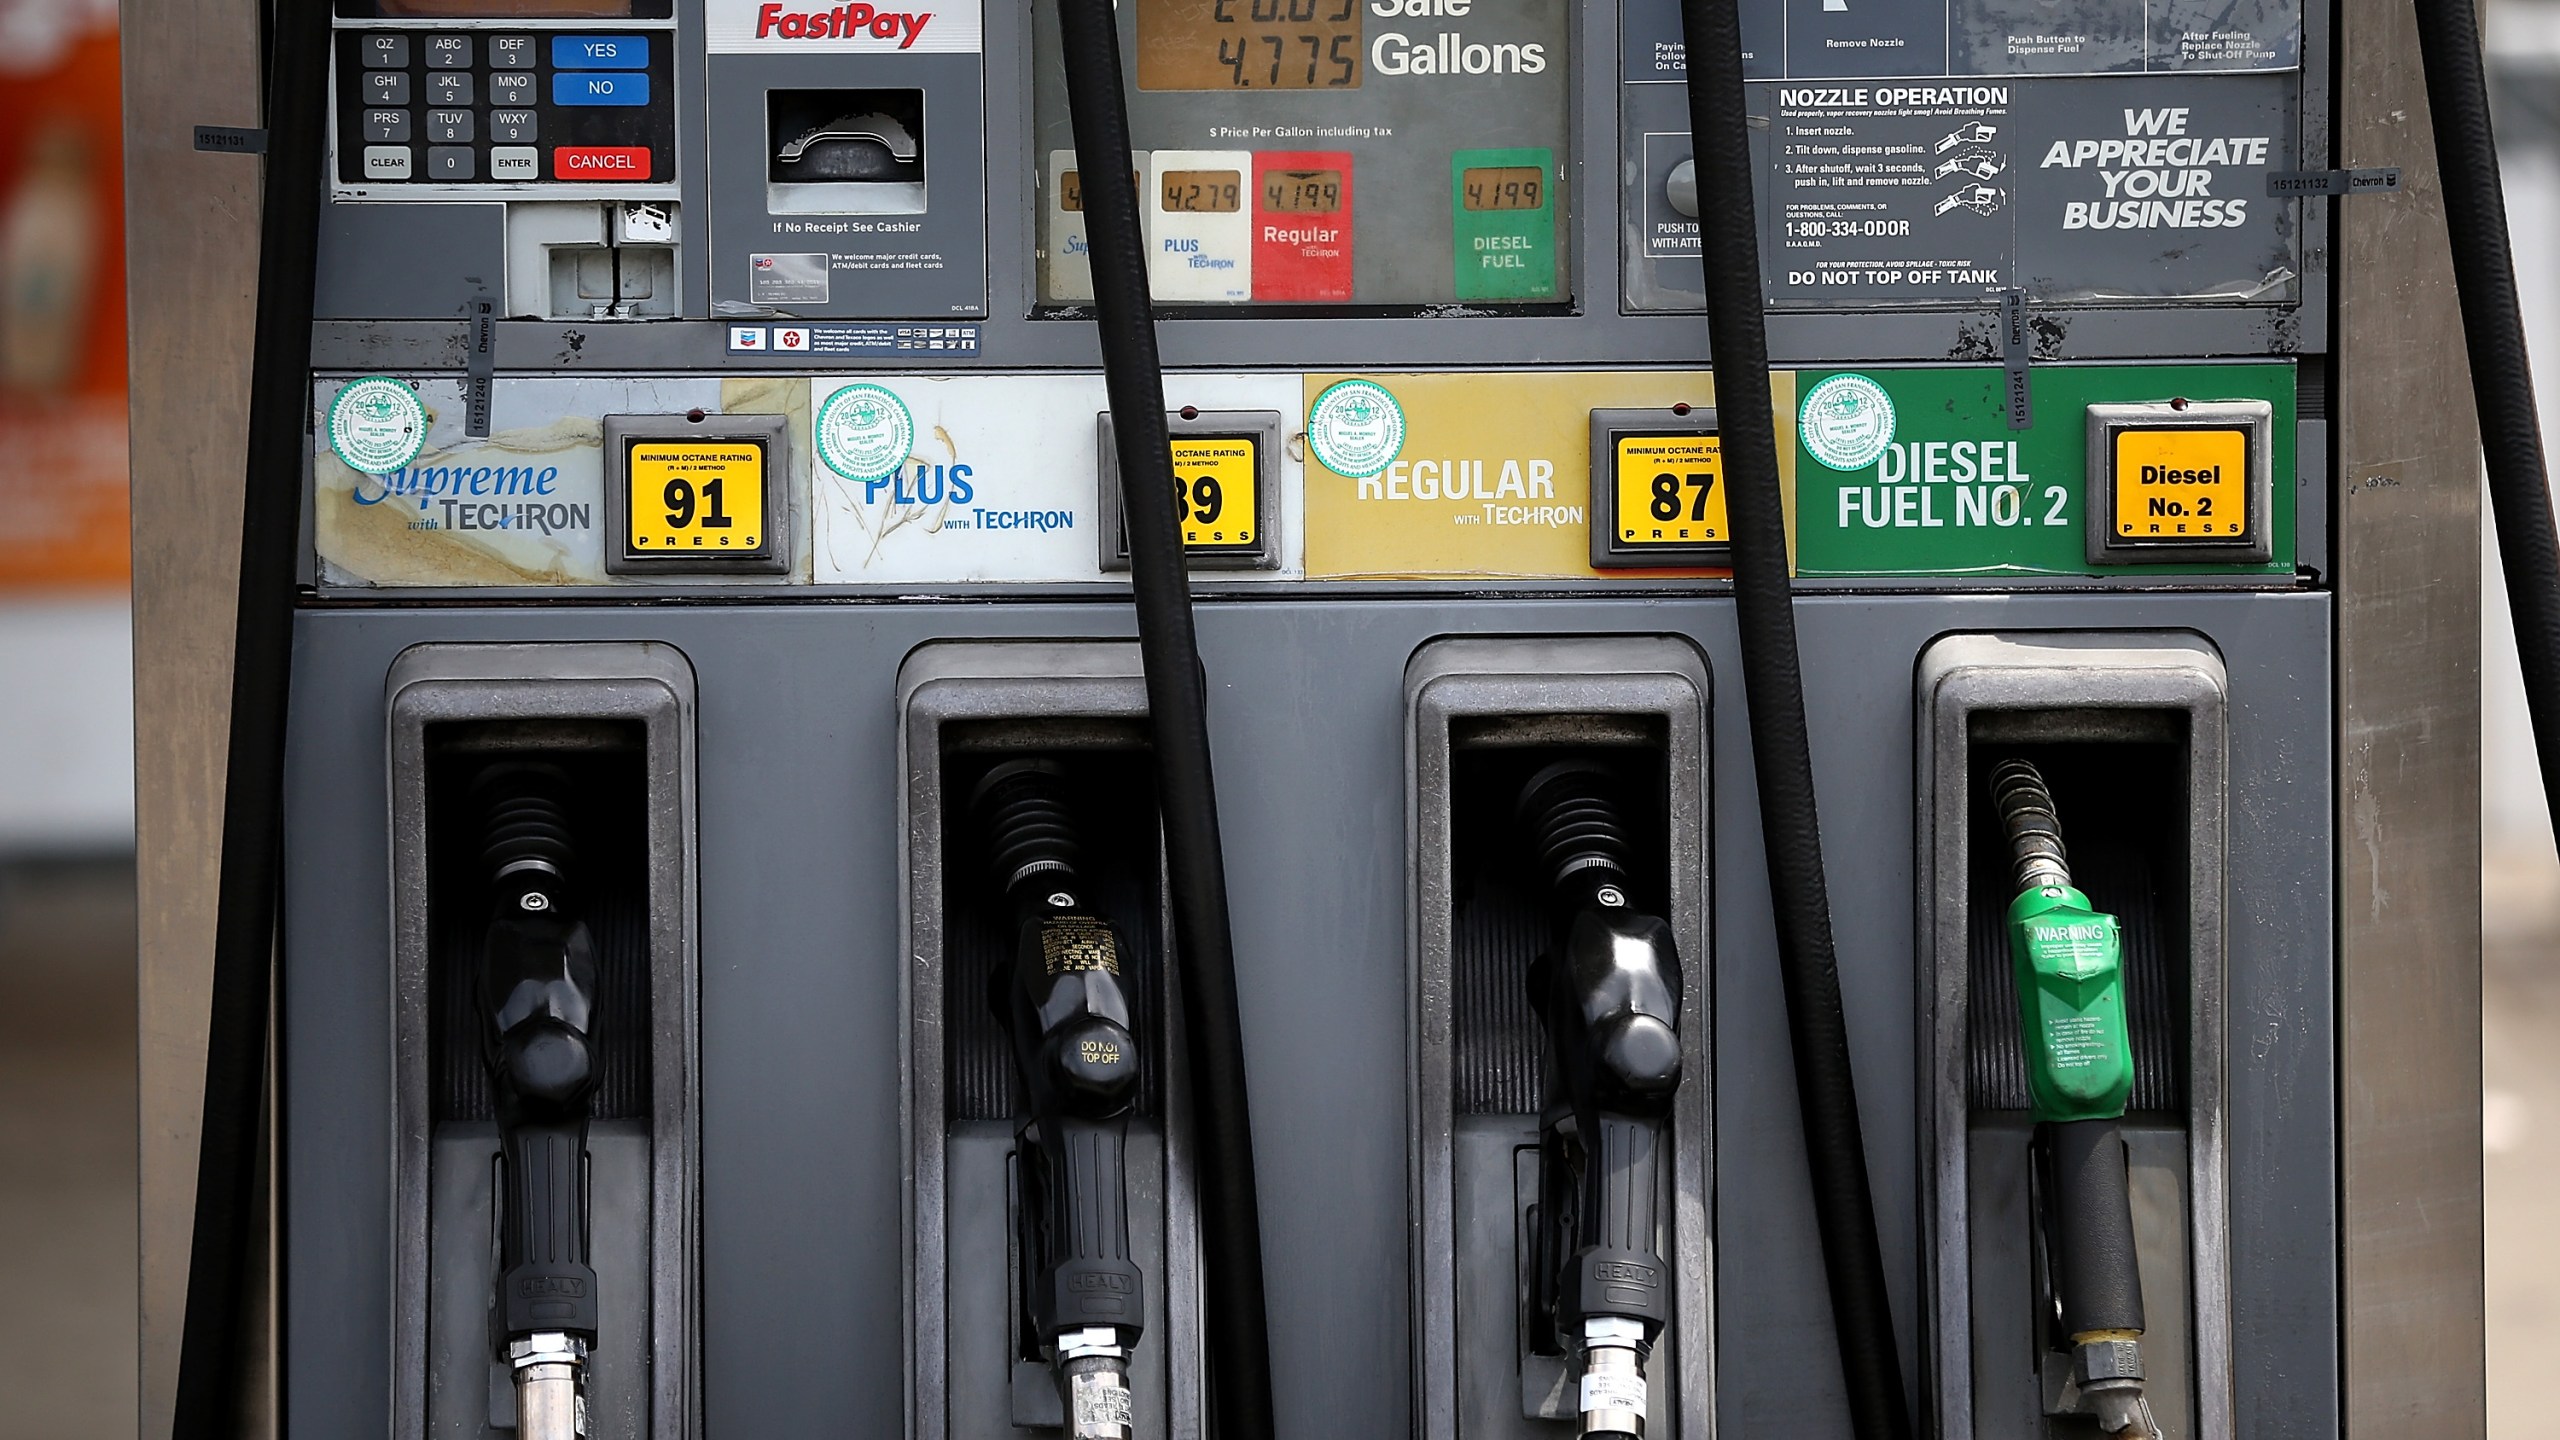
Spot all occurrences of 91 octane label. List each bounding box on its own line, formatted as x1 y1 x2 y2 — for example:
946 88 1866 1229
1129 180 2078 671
1168 434 1260 548
627 442 764 553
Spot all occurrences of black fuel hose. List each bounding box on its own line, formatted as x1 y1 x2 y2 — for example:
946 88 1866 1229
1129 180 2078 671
2413 0 2560 837
1051 4 1278 1437
1675 1 1915 1434
170 0 336 1435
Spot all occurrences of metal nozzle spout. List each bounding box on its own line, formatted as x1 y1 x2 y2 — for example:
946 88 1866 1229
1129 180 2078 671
1577 1317 1649 1439
2071 1336 2161 1440
1057 1329 1135 1440
508 1332 588 1440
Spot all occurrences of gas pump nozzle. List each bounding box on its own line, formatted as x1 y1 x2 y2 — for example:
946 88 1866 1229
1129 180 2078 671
1990 760 2161 1440
973 761 1146 1440
1519 762 1683 1440
473 763 603 1440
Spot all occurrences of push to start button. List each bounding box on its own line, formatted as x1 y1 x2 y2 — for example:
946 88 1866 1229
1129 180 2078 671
555 147 652 180
2085 398 2275 566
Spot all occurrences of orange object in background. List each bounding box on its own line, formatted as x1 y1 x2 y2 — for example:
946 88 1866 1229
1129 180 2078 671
0 0 129 591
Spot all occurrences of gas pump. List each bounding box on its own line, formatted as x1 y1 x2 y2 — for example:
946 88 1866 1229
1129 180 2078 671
132 0 2496 1434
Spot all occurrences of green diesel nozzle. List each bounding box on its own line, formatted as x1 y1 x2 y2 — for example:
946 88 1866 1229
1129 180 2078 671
1992 760 2135 1125
1990 759 2159 1440
2007 885 2134 1123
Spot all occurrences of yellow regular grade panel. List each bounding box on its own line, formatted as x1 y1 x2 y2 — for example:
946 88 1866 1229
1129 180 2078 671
1301 371 1797 580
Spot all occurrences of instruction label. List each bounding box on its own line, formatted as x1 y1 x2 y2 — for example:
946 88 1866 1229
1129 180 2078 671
1768 86 2014 304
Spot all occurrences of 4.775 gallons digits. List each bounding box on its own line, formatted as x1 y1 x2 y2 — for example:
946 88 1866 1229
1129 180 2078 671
1138 0 1362 90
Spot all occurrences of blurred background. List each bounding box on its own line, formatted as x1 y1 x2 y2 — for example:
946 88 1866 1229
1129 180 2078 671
0 0 2555 1433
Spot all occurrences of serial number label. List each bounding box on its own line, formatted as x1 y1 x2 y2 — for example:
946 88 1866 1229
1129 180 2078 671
1612 433 1727 546
1168 434 1260 548
627 442 764 555
2110 427 2247 540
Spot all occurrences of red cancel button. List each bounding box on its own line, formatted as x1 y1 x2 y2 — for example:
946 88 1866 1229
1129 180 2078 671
554 146 651 179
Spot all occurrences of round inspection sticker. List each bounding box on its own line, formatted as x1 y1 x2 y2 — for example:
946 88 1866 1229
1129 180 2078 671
1308 378 1407 479
326 375 429 475
815 382 916 482
1798 373 1897 472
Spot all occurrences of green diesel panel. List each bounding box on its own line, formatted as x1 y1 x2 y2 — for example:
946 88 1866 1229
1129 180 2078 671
1451 146 1560 302
2007 884 2137 1123
1792 362 2298 578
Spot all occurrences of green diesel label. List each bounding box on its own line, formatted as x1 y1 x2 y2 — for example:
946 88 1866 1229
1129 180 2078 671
1791 362 2295 578
2007 886 2136 1123
1452 147 1558 302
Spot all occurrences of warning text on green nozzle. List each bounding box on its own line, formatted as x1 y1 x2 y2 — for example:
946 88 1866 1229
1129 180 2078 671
2007 885 2136 1123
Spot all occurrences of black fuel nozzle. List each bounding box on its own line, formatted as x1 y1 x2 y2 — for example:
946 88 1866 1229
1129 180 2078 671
472 762 601 1440
1518 761 1682 1440
973 759 1145 1440
1991 760 2160 1440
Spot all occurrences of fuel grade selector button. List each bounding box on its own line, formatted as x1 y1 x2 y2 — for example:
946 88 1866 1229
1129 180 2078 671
1589 407 1729 568
2085 397 2273 565
603 413 791 574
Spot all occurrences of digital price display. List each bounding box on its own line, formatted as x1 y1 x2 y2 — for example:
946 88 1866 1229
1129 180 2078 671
1261 168 1344 213
1461 166 1545 212
1161 169 1244 213
1136 0 1363 91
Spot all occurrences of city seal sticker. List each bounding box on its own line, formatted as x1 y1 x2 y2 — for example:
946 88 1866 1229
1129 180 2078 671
815 382 916 482
1308 378 1406 479
327 375 429 475
1798 372 1897 472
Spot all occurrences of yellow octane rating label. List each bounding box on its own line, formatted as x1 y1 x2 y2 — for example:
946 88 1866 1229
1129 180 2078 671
2112 428 2247 540
1169 434 1259 548
1614 434 1727 546
629 442 765 554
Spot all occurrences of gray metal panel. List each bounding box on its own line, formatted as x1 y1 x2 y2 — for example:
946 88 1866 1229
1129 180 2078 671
1913 632 2235 1440
281 591 2331 1436
315 203 506 322
127 0 270 1424
2333 0 2487 1424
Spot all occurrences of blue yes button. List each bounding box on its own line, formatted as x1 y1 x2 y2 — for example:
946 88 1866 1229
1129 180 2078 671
551 34 649 68
553 71 650 107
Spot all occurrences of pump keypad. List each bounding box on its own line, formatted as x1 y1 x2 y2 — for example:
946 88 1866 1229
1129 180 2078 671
332 25 675 193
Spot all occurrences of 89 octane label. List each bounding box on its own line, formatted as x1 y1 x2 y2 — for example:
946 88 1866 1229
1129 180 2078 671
1168 435 1258 548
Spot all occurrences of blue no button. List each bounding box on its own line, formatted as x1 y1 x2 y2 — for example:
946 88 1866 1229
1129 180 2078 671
553 71 650 107
551 34 649 68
